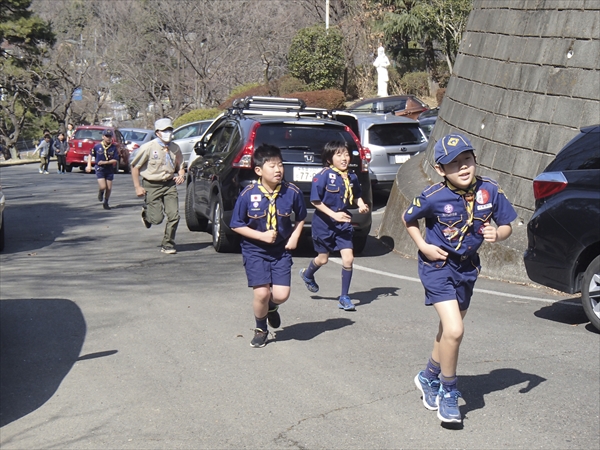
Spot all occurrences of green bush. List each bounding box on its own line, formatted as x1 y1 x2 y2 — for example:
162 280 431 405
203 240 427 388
173 109 222 128
278 75 309 95
399 72 429 97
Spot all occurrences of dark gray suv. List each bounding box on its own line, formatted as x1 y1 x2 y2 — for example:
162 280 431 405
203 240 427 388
185 97 373 253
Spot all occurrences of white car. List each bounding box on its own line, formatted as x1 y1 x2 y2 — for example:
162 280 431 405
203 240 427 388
172 120 213 168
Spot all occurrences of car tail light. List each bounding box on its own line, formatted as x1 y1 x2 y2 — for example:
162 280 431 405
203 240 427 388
344 125 370 172
533 172 568 200
232 122 261 168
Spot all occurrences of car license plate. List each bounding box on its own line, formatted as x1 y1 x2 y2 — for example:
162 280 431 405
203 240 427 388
84 155 95 162
293 166 321 182
394 154 410 164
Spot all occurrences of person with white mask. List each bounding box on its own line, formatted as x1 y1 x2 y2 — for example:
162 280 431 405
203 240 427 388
131 118 185 254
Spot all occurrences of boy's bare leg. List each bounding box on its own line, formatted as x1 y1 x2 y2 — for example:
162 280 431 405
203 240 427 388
431 300 467 378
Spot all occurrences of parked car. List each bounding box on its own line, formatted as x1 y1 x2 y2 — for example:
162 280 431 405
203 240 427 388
332 112 428 190
66 126 129 173
418 107 439 138
523 124 600 330
0 184 5 252
346 95 429 120
185 96 373 253
120 128 154 158
173 120 213 168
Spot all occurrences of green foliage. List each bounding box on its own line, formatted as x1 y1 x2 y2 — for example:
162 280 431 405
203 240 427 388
277 75 309 96
288 25 345 91
399 71 429 97
173 109 221 129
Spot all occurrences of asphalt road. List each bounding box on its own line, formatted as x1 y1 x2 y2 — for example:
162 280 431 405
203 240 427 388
0 163 598 449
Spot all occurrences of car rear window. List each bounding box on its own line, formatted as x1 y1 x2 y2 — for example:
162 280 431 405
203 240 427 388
351 99 407 113
547 131 600 171
368 123 425 146
254 123 358 155
123 131 150 141
74 129 105 141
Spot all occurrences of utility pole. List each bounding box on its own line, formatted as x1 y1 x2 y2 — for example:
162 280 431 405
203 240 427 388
326 0 329 30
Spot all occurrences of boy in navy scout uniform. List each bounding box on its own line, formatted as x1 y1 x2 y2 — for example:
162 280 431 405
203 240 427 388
86 129 119 210
403 133 517 424
230 144 307 348
299 141 369 311
131 118 185 254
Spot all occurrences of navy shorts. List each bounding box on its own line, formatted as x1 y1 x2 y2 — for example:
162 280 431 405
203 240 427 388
95 168 114 181
243 250 293 287
418 252 481 311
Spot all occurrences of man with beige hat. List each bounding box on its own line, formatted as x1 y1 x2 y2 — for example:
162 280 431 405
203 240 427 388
131 118 186 254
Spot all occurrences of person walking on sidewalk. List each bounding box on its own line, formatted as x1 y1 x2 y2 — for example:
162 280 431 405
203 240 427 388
86 129 119 210
53 132 69 174
130 118 185 254
36 134 52 174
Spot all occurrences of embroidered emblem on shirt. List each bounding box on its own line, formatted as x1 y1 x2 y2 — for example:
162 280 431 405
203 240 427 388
444 204 454 214
442 227 459 241
152 150 159 159
476 203 492 211
251 194 261 202
329 173 336 179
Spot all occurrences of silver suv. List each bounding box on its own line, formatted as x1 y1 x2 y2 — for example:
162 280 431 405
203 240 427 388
332 113 428 189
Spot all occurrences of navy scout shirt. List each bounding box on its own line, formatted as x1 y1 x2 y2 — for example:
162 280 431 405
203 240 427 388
310 167 362 235
91 143 119 174
403 176 517 258
230 181 307 255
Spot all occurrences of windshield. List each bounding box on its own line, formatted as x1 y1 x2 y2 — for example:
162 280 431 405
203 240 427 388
74 129 106 141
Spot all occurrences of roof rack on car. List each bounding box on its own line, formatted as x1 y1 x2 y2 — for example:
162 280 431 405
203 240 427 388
228 96 330 119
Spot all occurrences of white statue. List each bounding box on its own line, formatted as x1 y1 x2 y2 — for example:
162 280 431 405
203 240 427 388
373 46 390 97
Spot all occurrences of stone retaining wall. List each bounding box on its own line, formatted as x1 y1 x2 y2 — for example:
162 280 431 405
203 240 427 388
379 0 600 284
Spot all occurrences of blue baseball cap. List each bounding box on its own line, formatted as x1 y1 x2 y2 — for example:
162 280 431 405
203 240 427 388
103 129 113 137
434 133 475 164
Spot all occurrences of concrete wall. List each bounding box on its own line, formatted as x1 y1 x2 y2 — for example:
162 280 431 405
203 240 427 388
379 0 600 284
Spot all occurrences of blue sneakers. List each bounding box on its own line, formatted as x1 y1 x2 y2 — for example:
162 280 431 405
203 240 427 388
436 386 462 423
338 295 355 311
414 371 440 411
299 269 319 293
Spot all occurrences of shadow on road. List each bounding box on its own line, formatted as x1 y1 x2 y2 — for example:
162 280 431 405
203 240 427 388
459 368 547 421
274 317 354 342
533 298 598 333
309 286 400 308
0 299 88 427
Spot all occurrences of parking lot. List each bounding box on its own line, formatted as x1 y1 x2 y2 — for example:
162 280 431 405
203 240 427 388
0 163 598 449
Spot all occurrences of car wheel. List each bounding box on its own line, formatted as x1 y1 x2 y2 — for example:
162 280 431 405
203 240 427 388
211 197 237 253
65 164 73 173
185 183 208 232
353 234 368 254
581 255 600 331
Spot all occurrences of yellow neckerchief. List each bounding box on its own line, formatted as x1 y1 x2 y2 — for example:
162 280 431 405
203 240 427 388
446 179 477 251
330 166 353 205
101 141 112 160
256 178 282 231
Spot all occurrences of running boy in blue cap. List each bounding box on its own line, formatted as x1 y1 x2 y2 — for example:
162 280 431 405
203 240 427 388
231 144 307 348
298 141 369 311
86 129 119 210
403 133 517 423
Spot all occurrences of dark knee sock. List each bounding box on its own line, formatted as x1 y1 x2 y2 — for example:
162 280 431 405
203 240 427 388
341 266 353 296
255 314 268 331
424 357 441 381
440 374 458 392
304 259 320 279
268 300 278 312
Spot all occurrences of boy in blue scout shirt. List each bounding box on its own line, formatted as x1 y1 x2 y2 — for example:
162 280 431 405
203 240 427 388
403 133 517 424
230 144 307 348
86 129 119 210
298 141 369 311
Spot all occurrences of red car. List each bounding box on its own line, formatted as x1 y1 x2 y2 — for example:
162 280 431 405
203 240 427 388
66 126 130 173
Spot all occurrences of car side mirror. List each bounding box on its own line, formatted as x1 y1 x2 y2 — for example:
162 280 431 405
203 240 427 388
194 140 206 156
